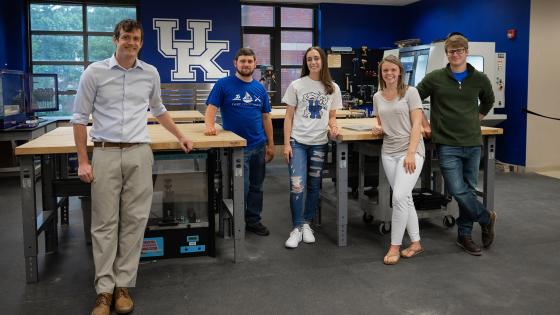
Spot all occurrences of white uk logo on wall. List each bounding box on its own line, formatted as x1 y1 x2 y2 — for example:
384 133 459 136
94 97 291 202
153 18 230 81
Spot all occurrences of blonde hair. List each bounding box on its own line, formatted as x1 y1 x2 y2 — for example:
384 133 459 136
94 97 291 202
378 55 407 99
444 34 469 53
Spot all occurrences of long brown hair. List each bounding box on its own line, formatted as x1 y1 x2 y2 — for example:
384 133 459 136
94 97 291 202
378 55 408 99
300 47 335 95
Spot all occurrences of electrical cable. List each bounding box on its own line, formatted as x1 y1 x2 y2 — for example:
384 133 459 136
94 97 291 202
523 108 560 121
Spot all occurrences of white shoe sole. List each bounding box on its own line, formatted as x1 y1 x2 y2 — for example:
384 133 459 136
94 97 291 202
285 242 300 249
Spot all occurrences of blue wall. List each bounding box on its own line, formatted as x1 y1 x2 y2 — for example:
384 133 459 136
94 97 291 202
0 5 6 69
0 0 27 71
139 0 240 83
1 0 530 165
319 3 405 50
402 0 531 165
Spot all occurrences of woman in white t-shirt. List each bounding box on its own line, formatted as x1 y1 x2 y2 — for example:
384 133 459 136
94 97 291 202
282 46 343 248
372 55 426 265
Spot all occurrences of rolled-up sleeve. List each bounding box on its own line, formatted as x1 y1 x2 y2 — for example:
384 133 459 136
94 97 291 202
71 67 96 125
148 69 167 117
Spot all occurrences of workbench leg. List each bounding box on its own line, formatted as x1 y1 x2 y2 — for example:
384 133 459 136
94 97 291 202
421 143 433 190
336 142 348 247
377 147 391 223
41 155 58 254
232 148 245 262
358 150 365 199
207 150 217 257
59 154 70 225
20 155 38 283
483 136 496 211
222 149 231 198
219 149 232 238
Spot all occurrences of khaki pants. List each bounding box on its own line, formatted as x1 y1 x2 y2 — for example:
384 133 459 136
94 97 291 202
91 144 153 294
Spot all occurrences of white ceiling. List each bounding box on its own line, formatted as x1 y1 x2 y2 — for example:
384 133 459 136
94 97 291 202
242 0 419 6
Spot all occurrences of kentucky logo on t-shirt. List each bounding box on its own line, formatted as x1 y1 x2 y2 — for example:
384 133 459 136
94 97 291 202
302 92 328 119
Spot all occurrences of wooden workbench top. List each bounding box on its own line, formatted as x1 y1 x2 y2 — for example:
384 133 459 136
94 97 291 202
150 110 204 122
15 123 246 155
87 110 204 124
336 118 503 141
269 108 358 119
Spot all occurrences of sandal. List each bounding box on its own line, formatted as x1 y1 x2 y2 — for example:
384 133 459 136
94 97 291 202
383 252 400 265
400 246 424 258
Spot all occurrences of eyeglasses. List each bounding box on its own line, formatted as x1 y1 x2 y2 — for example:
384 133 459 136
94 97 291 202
447 48 466 55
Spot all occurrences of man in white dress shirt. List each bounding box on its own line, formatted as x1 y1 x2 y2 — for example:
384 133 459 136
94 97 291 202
71 19 193 315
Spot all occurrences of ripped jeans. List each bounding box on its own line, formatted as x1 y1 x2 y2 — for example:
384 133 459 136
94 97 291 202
288 138 328 228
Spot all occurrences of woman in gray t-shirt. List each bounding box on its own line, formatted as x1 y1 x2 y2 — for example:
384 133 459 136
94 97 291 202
372 55 426 265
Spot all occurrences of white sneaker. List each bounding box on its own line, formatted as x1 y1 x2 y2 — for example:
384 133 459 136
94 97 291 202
285 228 303 248
302 223 315 243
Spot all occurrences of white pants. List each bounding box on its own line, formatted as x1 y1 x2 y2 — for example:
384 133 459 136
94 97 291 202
381 152 424 246
91 144 154 294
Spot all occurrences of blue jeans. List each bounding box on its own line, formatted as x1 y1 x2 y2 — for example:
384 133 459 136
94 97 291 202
437 145 490 236
244 143 266 225
288 139 328 228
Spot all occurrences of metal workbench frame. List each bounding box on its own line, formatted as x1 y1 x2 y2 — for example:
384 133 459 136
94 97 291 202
0 120 58 173
19 146 245 283
332 134 498 247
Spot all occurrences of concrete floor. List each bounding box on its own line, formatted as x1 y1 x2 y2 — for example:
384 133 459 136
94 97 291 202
1 160 559 314
535 169 560 180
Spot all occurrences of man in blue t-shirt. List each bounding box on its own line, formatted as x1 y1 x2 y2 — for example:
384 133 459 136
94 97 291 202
205 47 274 236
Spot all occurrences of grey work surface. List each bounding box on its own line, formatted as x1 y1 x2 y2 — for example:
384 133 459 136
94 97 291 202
1 160 559 314
0 119 58 142
0 120 58 174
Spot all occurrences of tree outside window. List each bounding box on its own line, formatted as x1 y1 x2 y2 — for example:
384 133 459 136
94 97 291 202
29 2 136 117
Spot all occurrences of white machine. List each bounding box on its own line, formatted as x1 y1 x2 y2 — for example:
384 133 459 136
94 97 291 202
384 42 507 126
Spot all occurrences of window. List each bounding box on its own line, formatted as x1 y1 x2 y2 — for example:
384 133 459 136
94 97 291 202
28 2 137 116
467 55 484 72
241 4 317 103
242 5 274 27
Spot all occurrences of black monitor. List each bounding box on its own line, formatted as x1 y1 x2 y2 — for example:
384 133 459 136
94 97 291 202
30 73 59 112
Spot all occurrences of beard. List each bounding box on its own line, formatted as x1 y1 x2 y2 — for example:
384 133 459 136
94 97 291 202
236 68 254 77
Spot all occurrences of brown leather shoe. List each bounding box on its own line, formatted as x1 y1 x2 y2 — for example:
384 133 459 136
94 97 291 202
114 287 134 314
456 235 482 256
91 293 112 315
481 211 497 248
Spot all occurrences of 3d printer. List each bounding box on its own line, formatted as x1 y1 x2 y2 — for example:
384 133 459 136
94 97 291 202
0 70 59 129
0 70 27 129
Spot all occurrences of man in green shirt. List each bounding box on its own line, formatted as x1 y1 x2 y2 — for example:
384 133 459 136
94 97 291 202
416 34 497 256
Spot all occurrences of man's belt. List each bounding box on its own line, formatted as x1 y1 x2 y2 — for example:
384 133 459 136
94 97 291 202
93 142 141 148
